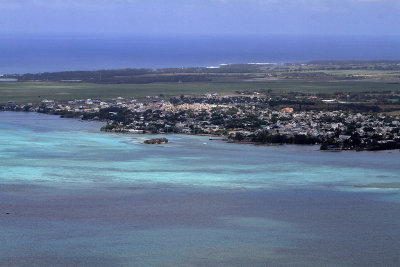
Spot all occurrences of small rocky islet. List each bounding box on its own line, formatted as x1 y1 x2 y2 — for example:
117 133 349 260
143 137 168 144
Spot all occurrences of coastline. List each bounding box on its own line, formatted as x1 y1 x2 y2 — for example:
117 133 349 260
2 109 400 152
2 110 400 266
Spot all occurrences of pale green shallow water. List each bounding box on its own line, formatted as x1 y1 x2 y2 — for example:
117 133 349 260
1 112 400 266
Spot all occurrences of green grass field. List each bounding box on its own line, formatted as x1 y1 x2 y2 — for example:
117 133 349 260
1 81 400 104
301 69 400 75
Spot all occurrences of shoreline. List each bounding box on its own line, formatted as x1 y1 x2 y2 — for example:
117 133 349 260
2 109 400 152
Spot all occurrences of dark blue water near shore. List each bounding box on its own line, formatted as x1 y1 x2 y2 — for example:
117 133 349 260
1 35 400 74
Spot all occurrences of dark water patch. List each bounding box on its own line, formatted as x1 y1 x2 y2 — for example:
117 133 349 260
1 185 400 265
0 256 123 267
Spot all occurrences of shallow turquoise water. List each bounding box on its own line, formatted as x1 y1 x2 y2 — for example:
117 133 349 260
1 112 400 266
1 112 399 193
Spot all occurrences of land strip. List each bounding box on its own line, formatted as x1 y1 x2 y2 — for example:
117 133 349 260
1 61 400 104
1 62 400 151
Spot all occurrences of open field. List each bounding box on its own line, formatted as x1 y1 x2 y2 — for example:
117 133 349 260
1 80 400 103
319 70 400 75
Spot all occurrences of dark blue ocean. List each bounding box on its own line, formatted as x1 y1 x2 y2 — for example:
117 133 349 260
1 34 400 74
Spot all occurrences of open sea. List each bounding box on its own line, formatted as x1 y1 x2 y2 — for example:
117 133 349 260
1 111 400 266
1 35 400 74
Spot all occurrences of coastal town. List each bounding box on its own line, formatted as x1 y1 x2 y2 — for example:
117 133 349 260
2 92 400 151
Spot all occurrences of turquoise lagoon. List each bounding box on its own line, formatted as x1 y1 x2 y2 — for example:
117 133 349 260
1 111 400 266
